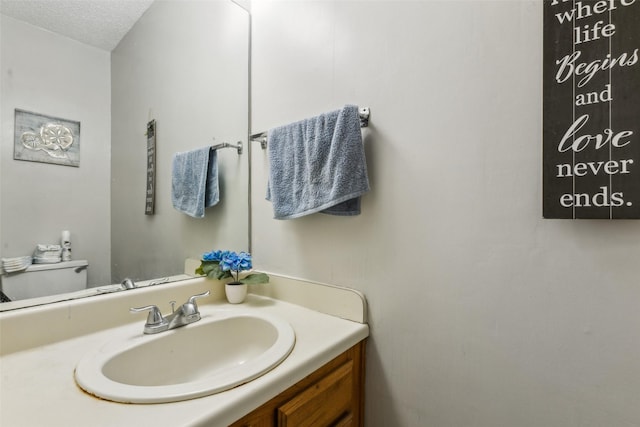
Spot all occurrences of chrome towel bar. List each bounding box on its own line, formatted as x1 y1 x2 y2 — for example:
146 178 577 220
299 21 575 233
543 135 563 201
211 140 243 155
251 107 370 149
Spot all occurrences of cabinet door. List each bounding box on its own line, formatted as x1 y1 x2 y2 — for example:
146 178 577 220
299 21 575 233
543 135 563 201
277 360 354 427
333 412 354 427
228 406 275 427
229 341 365 427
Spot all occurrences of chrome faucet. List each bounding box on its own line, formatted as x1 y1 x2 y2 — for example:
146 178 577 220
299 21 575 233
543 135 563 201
130 291 210 334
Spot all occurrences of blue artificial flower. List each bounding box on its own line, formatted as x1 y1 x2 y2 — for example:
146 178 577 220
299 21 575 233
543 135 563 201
220 251 252 273
202 251 217 261
202 249 231 262
236 251 252 270
197 249 266 284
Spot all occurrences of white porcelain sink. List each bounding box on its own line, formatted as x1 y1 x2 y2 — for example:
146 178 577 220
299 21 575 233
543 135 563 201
74 310 295 404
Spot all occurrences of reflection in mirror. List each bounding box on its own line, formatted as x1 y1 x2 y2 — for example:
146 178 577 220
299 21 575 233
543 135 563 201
0 0 250 310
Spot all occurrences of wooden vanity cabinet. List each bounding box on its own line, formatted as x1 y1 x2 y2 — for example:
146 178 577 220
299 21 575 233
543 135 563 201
229 341 365 427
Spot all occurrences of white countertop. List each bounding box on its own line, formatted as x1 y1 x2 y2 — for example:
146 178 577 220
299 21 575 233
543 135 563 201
0 283 368 426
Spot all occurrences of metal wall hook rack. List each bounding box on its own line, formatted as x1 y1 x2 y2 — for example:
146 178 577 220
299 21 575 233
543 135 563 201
251 107 370 150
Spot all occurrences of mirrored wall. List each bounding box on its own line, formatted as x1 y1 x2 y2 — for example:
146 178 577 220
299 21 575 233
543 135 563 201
0 0 250 310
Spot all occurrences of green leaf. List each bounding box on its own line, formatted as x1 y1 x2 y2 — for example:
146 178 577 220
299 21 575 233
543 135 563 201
196 261 232 280
211 265 231 280
239 273 269 284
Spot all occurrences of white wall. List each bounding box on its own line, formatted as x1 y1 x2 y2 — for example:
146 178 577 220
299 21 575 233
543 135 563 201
110 0 249 282
251 1 640 426
1 16 111 286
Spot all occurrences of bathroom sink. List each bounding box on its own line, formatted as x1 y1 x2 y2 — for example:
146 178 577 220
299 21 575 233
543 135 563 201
74 310 295 403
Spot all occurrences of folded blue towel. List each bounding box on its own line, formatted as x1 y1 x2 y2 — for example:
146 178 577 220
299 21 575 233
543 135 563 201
171 147 219 218
266 105 370 219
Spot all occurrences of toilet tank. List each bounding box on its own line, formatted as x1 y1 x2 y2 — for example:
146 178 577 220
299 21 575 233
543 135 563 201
1 260 88 301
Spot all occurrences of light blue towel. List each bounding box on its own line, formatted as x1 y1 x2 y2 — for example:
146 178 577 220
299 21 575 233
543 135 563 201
171 147 219 218
266 105 370 219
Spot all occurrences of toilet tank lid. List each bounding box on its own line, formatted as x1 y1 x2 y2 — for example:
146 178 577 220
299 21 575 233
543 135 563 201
25 260 88 273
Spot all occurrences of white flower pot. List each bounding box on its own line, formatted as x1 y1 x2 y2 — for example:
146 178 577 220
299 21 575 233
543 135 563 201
225 282 247 304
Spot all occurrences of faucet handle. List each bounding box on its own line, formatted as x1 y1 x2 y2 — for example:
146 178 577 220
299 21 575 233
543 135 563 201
187 290 210 308
130 305 164 326
121 278 136 290
179 291 210 321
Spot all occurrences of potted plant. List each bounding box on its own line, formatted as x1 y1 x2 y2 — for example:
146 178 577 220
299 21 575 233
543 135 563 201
195 250 268 303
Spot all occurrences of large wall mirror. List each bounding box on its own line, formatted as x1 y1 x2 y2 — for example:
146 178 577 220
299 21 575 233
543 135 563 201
0 0 250 310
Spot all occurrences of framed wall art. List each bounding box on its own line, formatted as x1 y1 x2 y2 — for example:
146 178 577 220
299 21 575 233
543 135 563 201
14 109 81 167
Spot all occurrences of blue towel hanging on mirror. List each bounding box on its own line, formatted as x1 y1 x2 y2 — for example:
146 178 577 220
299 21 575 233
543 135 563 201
171 147 219 218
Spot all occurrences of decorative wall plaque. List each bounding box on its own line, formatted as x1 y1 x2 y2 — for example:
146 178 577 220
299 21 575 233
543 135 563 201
543 0 640 219
14 109 80 167
145 120 156 215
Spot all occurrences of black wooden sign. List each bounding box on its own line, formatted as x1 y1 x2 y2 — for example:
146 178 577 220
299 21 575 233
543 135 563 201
543 0 640 219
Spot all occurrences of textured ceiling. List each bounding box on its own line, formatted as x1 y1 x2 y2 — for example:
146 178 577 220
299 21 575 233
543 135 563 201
0 0 155 51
